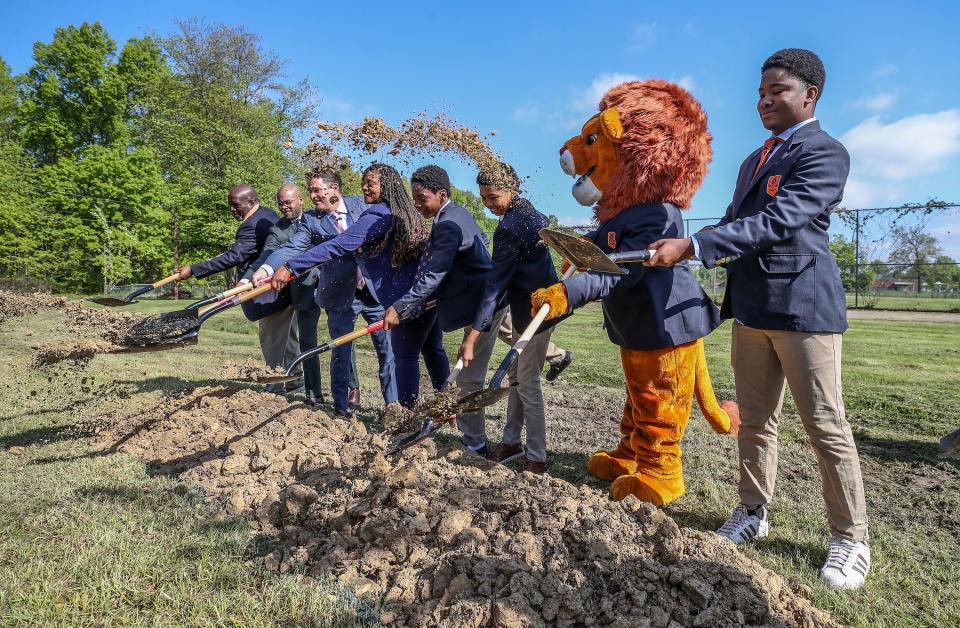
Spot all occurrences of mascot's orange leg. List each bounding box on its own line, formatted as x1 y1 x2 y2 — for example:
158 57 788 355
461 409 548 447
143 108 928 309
607 343 700 506
586 402 639 480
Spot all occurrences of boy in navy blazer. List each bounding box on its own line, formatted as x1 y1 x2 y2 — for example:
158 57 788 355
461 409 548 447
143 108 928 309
646 49 870 589
382 165 498 456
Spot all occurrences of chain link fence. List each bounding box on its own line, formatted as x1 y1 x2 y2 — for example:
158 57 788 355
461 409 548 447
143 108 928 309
551 202 960 313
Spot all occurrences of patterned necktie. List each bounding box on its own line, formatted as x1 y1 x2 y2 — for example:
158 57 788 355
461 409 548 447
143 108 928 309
753 136 784 179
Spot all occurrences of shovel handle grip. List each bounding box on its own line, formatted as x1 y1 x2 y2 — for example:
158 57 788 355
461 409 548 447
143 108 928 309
283 319 385 375
221 283 253 298
488 304 552 389
152 272 182 289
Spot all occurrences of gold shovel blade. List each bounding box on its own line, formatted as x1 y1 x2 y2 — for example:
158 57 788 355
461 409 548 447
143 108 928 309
538 228 626 275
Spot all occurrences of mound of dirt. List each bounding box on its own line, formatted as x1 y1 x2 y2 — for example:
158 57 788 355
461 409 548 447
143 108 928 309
224 360 288 381
98 386 837 627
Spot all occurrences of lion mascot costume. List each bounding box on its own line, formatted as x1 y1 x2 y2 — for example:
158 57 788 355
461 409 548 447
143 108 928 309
532 79 740 505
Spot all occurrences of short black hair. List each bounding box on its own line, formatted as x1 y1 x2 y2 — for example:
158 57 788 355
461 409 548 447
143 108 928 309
476 161 521 192
305 170 342 189
410 165 451 196
762 48 825 101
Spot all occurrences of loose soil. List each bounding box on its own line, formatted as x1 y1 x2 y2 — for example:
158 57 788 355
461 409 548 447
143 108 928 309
0 291 166 367
95 385 837 627
312 113 522 192
224 360 288 381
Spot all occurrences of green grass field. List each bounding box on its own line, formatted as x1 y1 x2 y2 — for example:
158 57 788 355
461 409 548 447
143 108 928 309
1 300 958 626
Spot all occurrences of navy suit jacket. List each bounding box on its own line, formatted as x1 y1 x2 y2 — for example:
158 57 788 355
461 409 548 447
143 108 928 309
190 205 279 279
696 120 849 333
263 197 374 311
245 214 318 312
563 203 720 350
473 198 564 333
393 202 493 332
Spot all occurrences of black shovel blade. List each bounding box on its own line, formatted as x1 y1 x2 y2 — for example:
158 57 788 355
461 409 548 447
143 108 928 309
386 418 439 456
539 228 626 274
455 383 515 413
89 297 137 307
110 334 199 354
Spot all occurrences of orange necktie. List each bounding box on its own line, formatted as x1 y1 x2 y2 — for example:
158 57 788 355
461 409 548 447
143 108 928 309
752 136 784 179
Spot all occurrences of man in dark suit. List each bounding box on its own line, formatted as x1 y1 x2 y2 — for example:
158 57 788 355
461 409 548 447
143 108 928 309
645 49 869 589
244 184 323 405
253 172 389 418
383 165 497 456
176 185 299 393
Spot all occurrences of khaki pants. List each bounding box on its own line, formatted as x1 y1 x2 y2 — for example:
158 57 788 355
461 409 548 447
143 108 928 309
457 307 509 449
502 326 553 462
732 323 868 541
498 308 566 367
258 305 300 392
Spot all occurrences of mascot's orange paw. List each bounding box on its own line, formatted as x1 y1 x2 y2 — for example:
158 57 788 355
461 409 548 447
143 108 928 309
530 283 568 321
720 400 741 437
610 473 685 506
587 449 638 481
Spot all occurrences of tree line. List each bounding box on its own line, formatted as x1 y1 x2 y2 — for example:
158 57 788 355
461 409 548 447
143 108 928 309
0 20 500 295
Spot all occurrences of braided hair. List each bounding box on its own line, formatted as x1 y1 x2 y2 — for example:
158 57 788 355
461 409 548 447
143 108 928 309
364 162 430 267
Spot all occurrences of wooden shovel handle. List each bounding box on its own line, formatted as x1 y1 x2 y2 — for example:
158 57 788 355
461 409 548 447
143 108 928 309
221 283 253 298
151 272 182 288
237 283 275 303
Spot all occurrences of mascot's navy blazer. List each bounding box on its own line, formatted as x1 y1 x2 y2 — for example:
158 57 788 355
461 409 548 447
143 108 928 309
695 120 849 333
563 202 720 350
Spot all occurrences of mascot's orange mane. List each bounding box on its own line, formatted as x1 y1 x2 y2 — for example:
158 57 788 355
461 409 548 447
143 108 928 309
560 79 712 222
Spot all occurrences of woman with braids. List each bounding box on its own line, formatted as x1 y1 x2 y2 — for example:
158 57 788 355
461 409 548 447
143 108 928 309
271 163 449 409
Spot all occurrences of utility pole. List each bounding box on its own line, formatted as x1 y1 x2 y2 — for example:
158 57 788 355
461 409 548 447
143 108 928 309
854 210 861 308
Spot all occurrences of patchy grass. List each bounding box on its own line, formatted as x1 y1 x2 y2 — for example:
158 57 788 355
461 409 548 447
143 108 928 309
0 303 377 626
2 299 958 626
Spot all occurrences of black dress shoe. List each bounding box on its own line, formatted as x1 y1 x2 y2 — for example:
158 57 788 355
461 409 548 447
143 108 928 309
544 350 573 382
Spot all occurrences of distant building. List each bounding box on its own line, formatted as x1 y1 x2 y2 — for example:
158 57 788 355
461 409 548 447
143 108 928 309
873 277 916 292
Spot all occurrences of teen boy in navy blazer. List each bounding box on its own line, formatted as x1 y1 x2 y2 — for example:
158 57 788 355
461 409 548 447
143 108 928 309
646 48 870 590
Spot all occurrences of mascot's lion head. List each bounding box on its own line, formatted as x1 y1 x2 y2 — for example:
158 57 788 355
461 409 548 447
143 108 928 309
559 79 712 221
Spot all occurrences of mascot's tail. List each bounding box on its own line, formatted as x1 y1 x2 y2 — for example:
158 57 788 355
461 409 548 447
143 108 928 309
692 339 740 435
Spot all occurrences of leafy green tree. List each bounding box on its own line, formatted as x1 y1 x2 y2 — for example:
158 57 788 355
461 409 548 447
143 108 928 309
829 234 874 292
889 225 942 292
927 255 960 292
136 19 314 281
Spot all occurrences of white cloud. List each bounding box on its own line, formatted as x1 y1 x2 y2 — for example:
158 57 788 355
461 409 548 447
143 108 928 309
571 72 641 112
559 215 594 228
850 91 897 112
628 22 657 52
512 104 541 124
674 74 696 94
872 64 898 78
317 94 354 116
840 110 960 207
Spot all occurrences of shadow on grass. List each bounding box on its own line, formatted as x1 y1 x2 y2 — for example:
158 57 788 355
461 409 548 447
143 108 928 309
113 376 238 395
856 431 960 470
0 422 96 449
0 398 95 423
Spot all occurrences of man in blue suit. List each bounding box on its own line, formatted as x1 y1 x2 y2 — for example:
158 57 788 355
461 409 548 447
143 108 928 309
383 165 498 456
646 49 869 589
252 171 392 417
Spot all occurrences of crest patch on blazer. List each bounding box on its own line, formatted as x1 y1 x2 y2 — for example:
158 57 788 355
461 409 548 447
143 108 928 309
607 231 617 249
766 175 781 196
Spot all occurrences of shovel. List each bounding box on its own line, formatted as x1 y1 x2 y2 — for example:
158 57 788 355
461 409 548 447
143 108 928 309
185 283 253 310
115 283 275 353
230 300 439 385
89 272 181 307
386 359 465 456
538 228 655 273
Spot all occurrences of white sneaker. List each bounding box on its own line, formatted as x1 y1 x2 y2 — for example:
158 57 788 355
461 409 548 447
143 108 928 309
716 505 770 544
820 539 870 590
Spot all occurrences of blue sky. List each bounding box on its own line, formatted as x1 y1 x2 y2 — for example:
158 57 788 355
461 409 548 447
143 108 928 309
5 0 960 249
